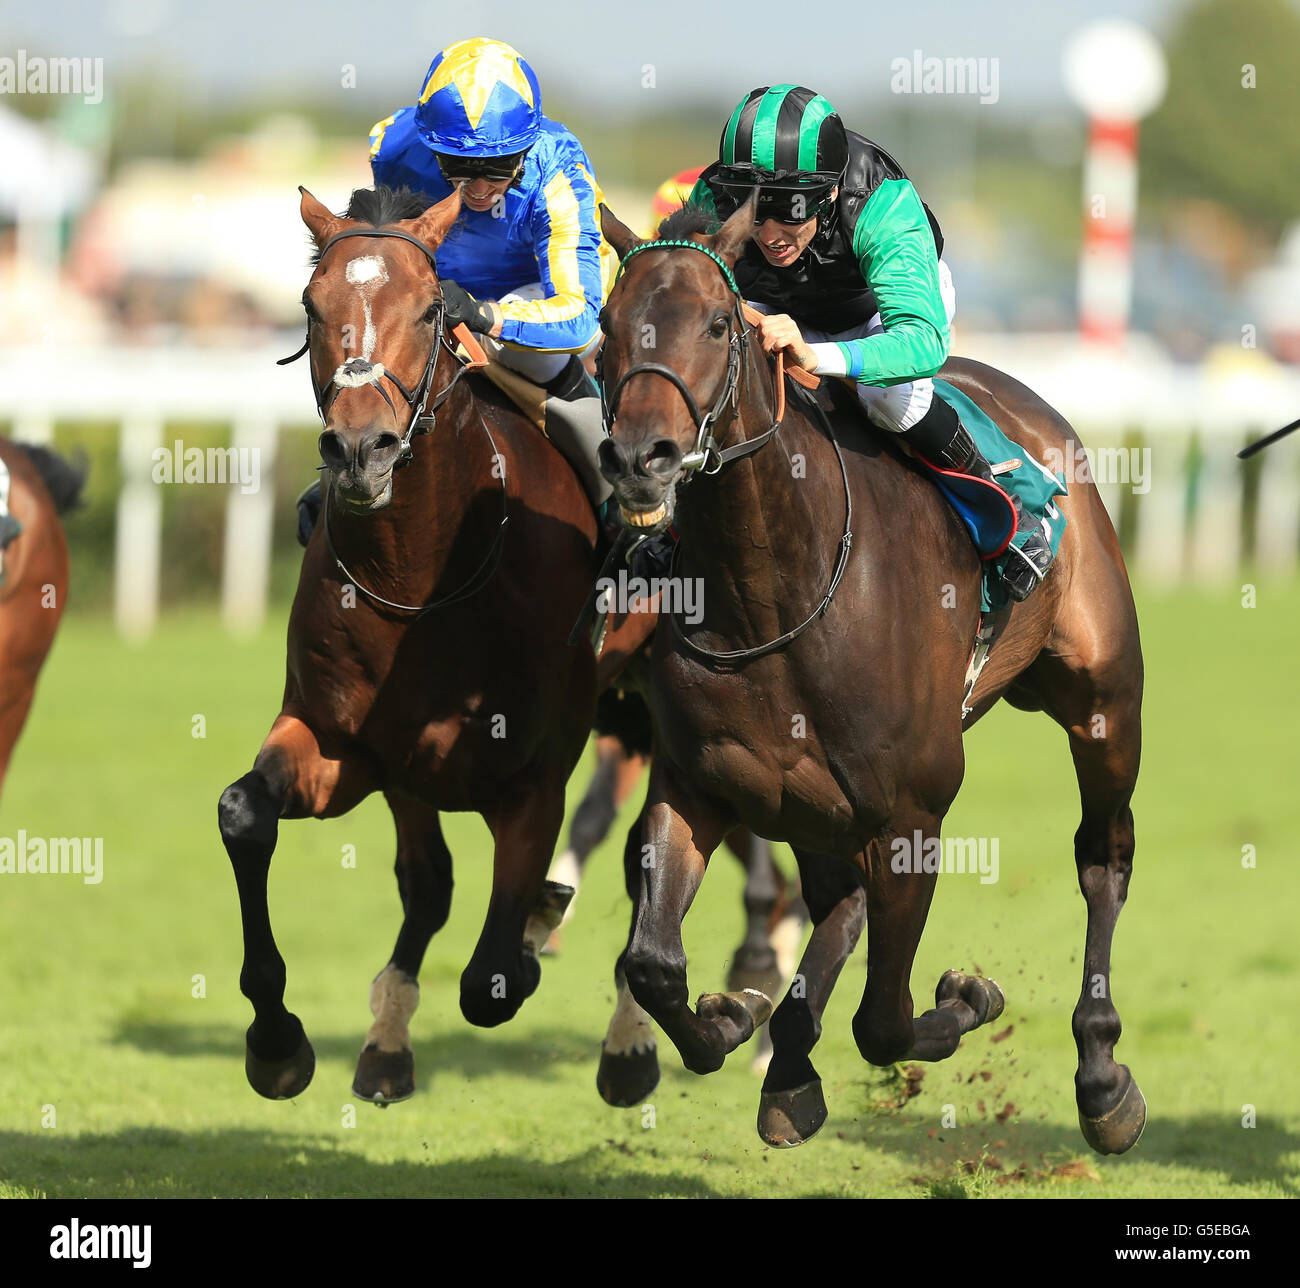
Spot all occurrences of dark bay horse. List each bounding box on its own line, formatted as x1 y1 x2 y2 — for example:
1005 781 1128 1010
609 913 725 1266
0 439 85 800
594 197 1146 1156
218 185 636 1104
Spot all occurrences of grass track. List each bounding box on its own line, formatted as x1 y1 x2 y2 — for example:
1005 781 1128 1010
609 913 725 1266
0 584 1297 1198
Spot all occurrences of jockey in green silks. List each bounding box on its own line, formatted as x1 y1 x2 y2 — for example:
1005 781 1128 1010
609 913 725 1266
688 85 1053 601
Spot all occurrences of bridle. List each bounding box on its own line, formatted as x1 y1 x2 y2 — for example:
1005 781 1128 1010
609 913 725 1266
600 236 855 665
278 225 508 618
278 227 470 464
600 239 782 475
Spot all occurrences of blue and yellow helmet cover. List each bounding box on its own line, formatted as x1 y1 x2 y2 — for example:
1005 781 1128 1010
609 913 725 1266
415 37 543 157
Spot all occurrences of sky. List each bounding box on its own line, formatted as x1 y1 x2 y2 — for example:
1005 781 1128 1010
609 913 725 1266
4 0 1194 120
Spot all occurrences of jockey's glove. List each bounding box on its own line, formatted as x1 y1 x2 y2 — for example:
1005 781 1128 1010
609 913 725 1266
439 280 497 334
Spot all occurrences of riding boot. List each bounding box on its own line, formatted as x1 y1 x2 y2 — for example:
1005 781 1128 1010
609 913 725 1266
542 356 615 519
296 479 323 548
902 395 1053 602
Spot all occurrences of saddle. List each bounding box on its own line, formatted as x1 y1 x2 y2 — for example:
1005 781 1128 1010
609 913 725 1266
823 377 1068 718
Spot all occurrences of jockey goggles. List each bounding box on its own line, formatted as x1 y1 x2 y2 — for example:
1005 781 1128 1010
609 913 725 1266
435 150 529 184
707 165 840 226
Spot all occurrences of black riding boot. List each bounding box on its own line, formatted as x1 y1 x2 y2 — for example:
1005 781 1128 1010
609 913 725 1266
902 395 1052 602
296 479 323 549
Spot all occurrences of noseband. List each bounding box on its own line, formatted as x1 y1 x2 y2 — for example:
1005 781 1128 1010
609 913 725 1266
278 227 470 467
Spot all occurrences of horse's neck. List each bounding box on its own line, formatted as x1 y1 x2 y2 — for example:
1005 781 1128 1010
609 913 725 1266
676 362 834 644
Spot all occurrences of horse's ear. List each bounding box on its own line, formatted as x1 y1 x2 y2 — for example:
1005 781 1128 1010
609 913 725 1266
299 186 345 247
710 189 756 266
406 187 462 252
600 204 644 259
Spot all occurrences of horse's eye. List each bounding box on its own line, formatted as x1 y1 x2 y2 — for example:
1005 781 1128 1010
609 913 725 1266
423 303 440 325
710 316 729 338
302 295 318 322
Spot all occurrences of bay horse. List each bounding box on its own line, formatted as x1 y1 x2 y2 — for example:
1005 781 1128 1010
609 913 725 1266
0 439 85 801
217 184 652 1104
593 197 1146 1156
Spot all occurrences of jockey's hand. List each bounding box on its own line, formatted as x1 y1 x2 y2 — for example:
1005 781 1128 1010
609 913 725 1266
756 313 817 372
439 281 502 337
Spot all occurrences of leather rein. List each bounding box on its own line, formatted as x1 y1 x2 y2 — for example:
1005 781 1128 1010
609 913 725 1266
602 238 855 665
278 226 507 619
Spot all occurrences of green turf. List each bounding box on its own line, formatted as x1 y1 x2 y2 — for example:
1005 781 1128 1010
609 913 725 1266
0 584 1296 1198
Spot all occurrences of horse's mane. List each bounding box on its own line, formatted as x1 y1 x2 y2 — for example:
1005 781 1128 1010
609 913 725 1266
309 186 437 264
656 202 718 241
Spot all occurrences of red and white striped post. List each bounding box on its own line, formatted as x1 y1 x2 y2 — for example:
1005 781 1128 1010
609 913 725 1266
1064 22 1167 348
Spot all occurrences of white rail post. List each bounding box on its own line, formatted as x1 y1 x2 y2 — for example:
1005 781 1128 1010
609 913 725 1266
1251 429 1300 576
1187 427 1243 582
1134 427 1187 584
114 413 163 642
221 415 279 637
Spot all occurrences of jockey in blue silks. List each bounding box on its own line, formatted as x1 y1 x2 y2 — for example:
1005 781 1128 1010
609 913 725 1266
297 37 616 545
370 37 616 391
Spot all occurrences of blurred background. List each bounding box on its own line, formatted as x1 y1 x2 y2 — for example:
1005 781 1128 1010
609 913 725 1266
3 0 1300 633
2 2 1298 1201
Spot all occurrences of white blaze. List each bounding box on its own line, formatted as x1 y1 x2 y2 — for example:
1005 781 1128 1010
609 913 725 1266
344 255 388 359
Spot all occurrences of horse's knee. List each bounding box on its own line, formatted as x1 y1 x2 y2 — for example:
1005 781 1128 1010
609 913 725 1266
219 771 280 855
459 957 537 1028
624 946 688 1018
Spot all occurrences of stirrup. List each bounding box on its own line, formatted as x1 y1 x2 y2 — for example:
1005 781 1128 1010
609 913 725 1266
1002 529 1053 601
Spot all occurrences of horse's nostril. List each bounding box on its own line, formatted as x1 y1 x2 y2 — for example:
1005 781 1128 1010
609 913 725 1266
643 437 683 478
598 437 628 481
319 430 348 469
372 432 400 455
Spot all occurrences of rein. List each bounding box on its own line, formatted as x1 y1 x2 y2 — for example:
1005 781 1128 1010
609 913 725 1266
278 225 506 618
604 236 854 666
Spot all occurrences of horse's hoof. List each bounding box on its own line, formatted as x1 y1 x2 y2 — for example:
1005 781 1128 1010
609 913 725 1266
698 987 773 1035
352 1045 415 1105
758 1079 827 1148
245 1029 315 1100
597 1043 660 1107
540 928 563 957
727 945 781 999
937 969 1005 1027
1079 1066 1147 1155
523 881 576 956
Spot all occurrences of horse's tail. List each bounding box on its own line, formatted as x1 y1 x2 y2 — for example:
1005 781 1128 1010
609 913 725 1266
16 444 89 515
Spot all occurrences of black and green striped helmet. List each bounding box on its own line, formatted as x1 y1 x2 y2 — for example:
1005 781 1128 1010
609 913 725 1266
709 85 846 224
718 84 847 184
